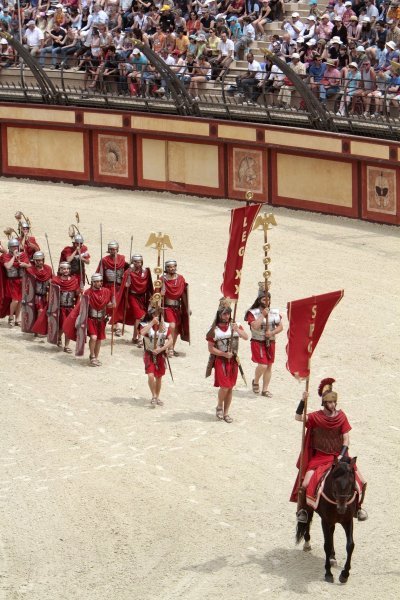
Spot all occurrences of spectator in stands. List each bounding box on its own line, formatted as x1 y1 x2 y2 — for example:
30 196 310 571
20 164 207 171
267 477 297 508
318 58 342 106
277 51 306 106
282 13 304 41
317 14 334 41
234 15 255 60
235 51 262 103
23 19 44 56
332 17 348 44
188 53 211 100
337 61 361 115
212 29 234 80
386 18 400 46
364 68 390 117
39 21 66 68
253 1 272 42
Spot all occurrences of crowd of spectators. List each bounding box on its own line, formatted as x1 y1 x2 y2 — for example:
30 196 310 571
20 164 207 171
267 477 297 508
0 0 399 114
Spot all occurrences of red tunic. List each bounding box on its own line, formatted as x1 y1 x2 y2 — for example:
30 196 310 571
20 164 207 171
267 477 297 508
27 264 53 334
246 311 276 365
19 236 40 261
0 252 30 302
97 254 126 290
60 244 90 285
85 287 112 341
139 322 170 377
290 409 352 502
113 267 153 325
206 323 240 389
162 274 186 327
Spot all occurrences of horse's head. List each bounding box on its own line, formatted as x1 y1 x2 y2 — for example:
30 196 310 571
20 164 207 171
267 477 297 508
331 457 357 514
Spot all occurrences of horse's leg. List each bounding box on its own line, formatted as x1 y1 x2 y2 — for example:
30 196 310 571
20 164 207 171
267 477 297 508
330 524 337 566
339 518 355 584
321 519 335 583
303 510 313 552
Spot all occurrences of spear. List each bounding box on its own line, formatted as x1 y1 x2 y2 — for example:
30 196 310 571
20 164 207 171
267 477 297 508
44 233 55 274
111 251 117 355
121 236 133 337
99 223 103 276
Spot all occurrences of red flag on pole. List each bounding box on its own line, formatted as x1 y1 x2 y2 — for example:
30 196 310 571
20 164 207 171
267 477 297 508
286 290 344 379
220 204 260 300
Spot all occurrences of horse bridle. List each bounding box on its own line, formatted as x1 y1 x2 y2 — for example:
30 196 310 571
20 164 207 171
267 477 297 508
321 463 357 507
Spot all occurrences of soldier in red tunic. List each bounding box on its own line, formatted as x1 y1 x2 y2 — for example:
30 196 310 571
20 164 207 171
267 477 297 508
18 221 40 262
206 298 248 423
53 262 81 351
85 273 114 366
59 234 90 287
0 238 30 327
244 284 283 398
292 378 368 523
113 254 153 346
139 302 173 407
161 259 188 357
97 241 128 336
28 251 53 336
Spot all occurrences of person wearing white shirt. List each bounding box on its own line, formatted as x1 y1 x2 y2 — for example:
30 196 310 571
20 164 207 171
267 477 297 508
234 17 256 60
212 31 234 79
365 0 379 22
23 21 44 56
235 52 262 102
282 13 304 41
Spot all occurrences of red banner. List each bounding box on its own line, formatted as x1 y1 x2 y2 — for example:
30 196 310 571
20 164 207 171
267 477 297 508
220 204 260 300
286 290 344 379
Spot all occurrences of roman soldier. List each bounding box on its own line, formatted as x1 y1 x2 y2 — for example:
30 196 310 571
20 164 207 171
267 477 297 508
27 251 53 336
0 238 30 327
18 221 40 262
206 298 248 423
52 261 81 351
292 378 368 523
161 259 189 357
139 300 173 407
59 234 90 287
84 273 114 366
244 283 283 398
97 241 128 336
113 254 153 345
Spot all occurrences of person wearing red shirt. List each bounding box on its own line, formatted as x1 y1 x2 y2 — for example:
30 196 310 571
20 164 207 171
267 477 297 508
59 234 90 287
0 238 30 327
292 378 368 523
244 284 283 398
18 221 40 261
161 259 187 356
97 241 128 336
84 273 115 367
51 261 81 352
27 251 52 336
113 254 153 346
139 304 173 407
206 298 248 423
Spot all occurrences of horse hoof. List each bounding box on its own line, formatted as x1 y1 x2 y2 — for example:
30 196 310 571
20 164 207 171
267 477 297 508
325 574 334 583
303 542 312 552
339 573 348 584
330 558 337 567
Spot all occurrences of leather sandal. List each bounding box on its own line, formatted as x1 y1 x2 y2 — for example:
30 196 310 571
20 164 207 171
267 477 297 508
252 380 260 394
216 406 224 421
261 390 273 397
150 397 157 408
223 415 233 423
63 347 72 353
156 398 164 406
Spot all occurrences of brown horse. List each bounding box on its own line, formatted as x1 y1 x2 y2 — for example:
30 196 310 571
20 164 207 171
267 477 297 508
296 457 358 583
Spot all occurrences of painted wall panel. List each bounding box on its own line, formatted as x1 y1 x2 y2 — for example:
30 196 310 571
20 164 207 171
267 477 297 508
277 154 353 207
142 138 166 181
7 127 84 172
168 142 219 187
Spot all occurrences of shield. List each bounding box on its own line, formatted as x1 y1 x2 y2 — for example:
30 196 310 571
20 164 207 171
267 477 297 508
75 294 89 357
47 283 61 345
181 283 190 344
21 271 37 333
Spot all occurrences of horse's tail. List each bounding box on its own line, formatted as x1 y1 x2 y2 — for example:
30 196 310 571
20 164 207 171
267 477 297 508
295 511 313 545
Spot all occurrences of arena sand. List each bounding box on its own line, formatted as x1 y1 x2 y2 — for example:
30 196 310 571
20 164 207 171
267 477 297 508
0 179 399 600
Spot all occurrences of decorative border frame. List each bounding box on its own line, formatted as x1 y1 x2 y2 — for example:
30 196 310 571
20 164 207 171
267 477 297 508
92 131 134 186
227 145 268 202
361 163 400 225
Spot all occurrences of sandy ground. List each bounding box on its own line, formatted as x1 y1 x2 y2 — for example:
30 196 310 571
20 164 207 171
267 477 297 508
0 179 399 600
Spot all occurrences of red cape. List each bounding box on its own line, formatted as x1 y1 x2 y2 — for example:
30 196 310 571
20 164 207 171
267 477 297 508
97 254 126 273
60 244 89 261
19 236 40 259
27 264 52 282
0 252 30 317
52 274 81 292
162 274 186 300
113 267 153 325
290 409 351 502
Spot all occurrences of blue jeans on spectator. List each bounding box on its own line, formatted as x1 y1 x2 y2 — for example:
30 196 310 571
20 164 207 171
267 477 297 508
39 46 59 67
319 85 340 101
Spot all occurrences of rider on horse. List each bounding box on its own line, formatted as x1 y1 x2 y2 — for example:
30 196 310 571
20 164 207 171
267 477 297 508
292 378 368 524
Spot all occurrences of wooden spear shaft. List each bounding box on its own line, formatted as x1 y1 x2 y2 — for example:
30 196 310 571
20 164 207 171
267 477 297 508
297 376 310 493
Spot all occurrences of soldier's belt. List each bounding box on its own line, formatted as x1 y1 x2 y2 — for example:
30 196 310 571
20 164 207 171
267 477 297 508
88 309 106 319
129 291 145 297
165 299 180 307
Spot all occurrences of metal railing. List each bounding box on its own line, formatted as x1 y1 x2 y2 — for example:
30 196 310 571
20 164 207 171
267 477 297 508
1 34 399 141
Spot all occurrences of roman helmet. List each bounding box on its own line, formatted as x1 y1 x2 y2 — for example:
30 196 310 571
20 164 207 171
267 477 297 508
33 251 45 262
108 241 119 252
73 234 84 245
59 261 71 271
8 239 19 250
91 273 103 283
318 378 338 406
